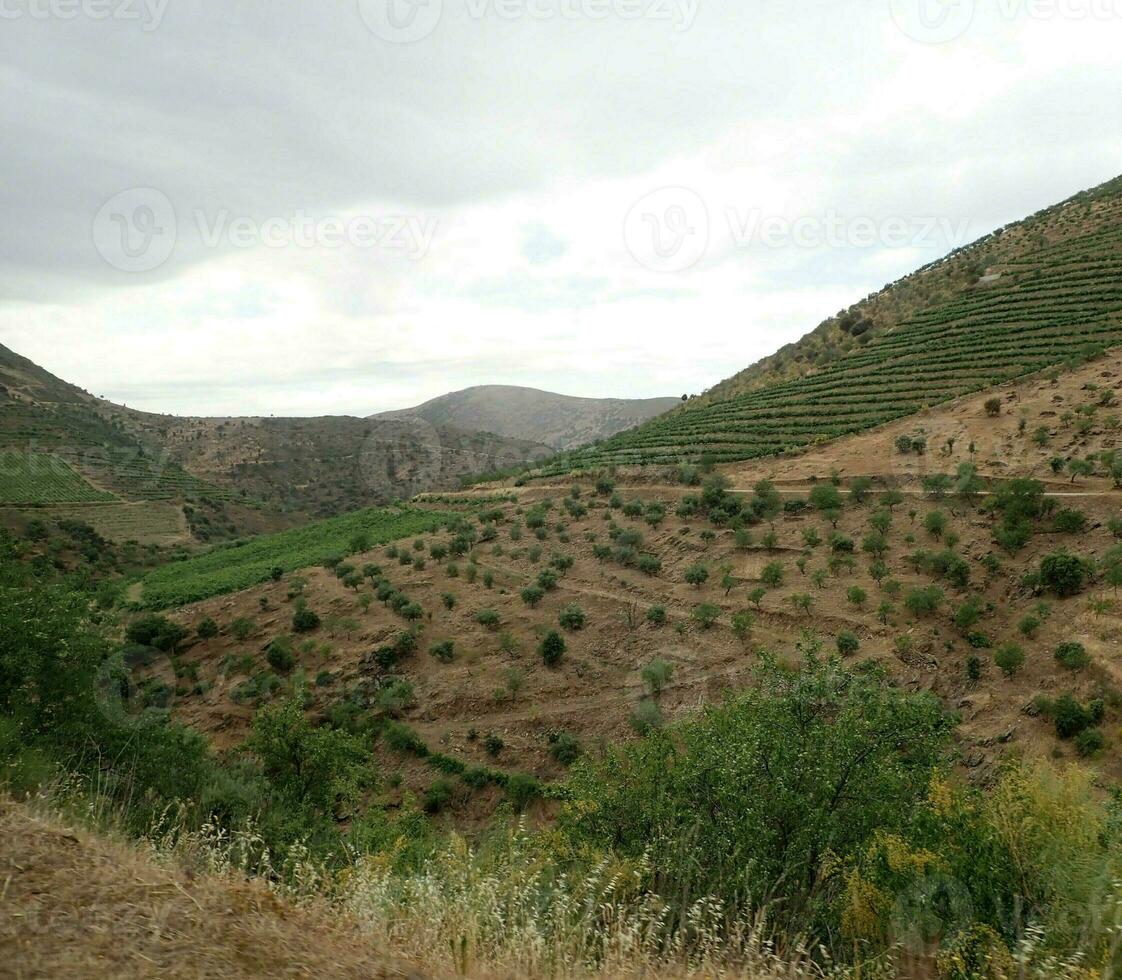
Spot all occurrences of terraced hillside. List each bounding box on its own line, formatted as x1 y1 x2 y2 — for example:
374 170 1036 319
548 175 1122 472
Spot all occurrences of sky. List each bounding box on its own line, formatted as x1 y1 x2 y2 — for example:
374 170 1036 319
1 0 1121 417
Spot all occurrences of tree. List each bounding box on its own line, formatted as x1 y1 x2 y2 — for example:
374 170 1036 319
731 610 755 640
761 562 784 588
994 643 1025 678
1039 551 1091 597
559 604 586 630
849 476 873 504
564 657 951 924
646 604 667 626
126 615 188 653
292 605 320 633
789 593 814 617
836 630 859 656
520 585 545 608
1068 459 1095 484
641 658 674 697
846 586 867 608
692 603 720 628
984 397 1002 417
809 483 844 513
685 563 709 588
196 616 218 639
748 587 767 609
540 630 566 667
923 510 948 540
249 699 367 821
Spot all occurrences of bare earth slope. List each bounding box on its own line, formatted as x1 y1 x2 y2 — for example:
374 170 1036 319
141 349 1122 824
376 385 679 450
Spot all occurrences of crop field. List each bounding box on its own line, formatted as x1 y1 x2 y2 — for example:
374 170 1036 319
549 196 1122 473
137 506 455 609
0 451 117 504
72 454 231 502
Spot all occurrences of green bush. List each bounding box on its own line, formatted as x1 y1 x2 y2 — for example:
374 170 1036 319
558 604 586 631
540 631 566 667
994 643 1025 678
1039 551 1092 597
836 630 859 656
566 656 950 925
1054 641 1090 670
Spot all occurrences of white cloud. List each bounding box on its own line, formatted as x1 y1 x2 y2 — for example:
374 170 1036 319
0 0 1120 415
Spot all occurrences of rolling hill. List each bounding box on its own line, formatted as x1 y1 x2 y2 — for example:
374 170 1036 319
375 385 680 450
0 344 552 541
545 174 1122 473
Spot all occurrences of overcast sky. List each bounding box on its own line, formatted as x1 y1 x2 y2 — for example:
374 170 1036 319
1 0 1120 417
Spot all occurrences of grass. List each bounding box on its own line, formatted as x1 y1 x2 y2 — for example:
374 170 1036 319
0 451 118 504
137 505 455 608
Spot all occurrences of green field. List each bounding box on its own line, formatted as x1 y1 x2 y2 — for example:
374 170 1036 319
548 187 1122 472
0 451 117 504
137 506 454 609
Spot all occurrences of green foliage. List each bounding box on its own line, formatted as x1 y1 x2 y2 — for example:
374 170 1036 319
125 614 188 652
1039 551 1092 597
994 643 1025 678
835 630 859 656
691 603 720 629
520 585 545 608
565 656 951 927
558 604 586 631
1054 641 1090 670
641 658 674 696
684 563 709 588
539 631 566 667
139 508 452 609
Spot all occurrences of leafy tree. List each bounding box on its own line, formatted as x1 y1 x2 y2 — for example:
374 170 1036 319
196 617 219 639
293 606 321 633
540 630 566 667
1054 641 1090 670
809 483 843 513
1068 459 1095 484
558 604 586 630
684 563 709 588
565 657 950 924
748 586 767 610
429 639 455 663
475 608 502 630
994 643 1025 678
836 630 859 656
641 658 674 697
126 615 188 653
761 562 784 588
1039 551 1092 597
923 510 948 540
646 604 667 625
691 603 720 628
520 585 545 608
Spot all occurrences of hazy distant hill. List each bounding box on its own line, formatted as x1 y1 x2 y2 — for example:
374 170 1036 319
375 385 679 450
0 345 553 536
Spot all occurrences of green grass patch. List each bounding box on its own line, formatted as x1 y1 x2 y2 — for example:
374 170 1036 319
0 451 117 504
137 506 454 608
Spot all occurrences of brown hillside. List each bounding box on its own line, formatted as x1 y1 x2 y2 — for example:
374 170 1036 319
143 350 1122 823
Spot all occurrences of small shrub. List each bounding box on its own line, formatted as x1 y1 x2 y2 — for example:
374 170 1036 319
1054 641 1090 670
994 643 1025 678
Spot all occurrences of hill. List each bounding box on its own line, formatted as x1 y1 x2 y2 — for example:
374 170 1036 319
0 344 552 542
133 348 1122 795
547 174 1122 472
375 385 679 450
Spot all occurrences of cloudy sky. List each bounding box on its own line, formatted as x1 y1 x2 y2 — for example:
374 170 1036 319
1 0 1120 417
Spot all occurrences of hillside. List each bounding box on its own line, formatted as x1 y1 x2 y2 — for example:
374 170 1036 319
548 174 1122 472
130 349 1122 805
0 799 420 980
375 385 679 451
0 344 552 542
